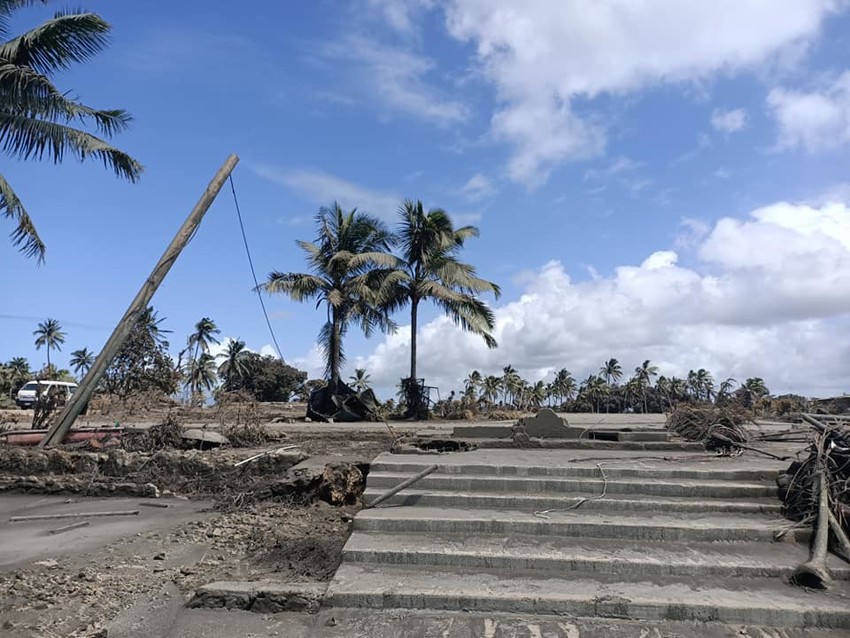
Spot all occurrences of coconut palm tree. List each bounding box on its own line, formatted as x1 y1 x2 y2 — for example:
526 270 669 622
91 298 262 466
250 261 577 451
695 368 714 402
263 203 397 389
634 359 659 413
600 358 623 386
7 356 29 379
1 1 142 261
187 317 220 360
481 375 502 407
349 368 371 392
138 306 171 346
69 347 94 378
501 364 521 406
33 317 65 373
217 339 248 391
186 352 218 396
386 200 500 388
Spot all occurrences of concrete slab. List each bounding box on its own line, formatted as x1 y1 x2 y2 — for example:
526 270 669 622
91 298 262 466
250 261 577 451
341 532 850 580
353 506 791 542
360 488 783 515
327 563 850 628
365 472 778 499
187 580 327 613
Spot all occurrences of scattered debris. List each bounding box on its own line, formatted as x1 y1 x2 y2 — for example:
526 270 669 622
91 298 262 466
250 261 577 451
122 414 183 452
666 405 750 450
186 580 327 613
307 382 379 422
779 413 850 586
233 446 299 468
181 428 229 450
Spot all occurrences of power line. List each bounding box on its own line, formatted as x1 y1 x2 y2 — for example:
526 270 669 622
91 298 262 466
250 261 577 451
228 174 285 360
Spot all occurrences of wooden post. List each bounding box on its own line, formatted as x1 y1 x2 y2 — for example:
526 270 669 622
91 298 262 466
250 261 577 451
364 464 438 509
39 154 240 448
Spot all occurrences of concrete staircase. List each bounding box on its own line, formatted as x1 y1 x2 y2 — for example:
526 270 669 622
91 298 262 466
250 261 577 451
327 449 850 632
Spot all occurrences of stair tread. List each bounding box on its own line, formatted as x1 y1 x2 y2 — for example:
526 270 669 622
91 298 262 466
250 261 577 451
361 487 782 507
343 531 850 575
329 563 850 612
357 505 785 528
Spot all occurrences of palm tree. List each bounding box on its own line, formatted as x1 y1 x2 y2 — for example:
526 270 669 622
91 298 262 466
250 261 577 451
7 356 29 379
600 358 623 386
481 375 502 407
188 317 220 360
695 368 714 402
217 339 248 391
349 368 371 392
186 352 217 396
529 380 547 409
634 359 659 413
33 317 65 373
1 2 142 261
263 203 397 388
501 364 521 406
386 200 500 387
138 306 171 346
69 347 94 378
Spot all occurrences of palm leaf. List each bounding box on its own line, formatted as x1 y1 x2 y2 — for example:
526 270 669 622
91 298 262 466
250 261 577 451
0 10 110 75
0 1 46 38
0 64 131 135
263 272 325 300
0 169 43 259
0 113 142 180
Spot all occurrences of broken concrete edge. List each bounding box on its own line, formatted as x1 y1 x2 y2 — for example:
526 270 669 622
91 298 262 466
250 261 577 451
186 580 328 614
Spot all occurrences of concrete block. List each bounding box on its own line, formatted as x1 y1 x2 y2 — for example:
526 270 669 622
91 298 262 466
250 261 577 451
518 408 571 438
187 581 327 614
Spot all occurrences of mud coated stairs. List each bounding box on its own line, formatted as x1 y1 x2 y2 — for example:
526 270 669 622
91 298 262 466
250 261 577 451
326 449 850 633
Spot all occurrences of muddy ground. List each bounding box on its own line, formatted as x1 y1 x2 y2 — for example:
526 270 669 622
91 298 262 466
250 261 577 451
0 405 408 638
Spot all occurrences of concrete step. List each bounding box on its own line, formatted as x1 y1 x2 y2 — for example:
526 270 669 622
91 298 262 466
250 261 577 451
342 532 850 580
453 424 671 442
353 507 793 542
370 458 779 482
366 472 777 499
310 608 850 638
327 563 850 628
455 437 706 451
361 487 783 515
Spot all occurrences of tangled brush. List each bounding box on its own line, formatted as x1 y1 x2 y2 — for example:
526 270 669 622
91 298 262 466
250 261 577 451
666 404 751 451
123 413 184 452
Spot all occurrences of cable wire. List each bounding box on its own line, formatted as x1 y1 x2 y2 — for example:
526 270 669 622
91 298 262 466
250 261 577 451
228 174 284 360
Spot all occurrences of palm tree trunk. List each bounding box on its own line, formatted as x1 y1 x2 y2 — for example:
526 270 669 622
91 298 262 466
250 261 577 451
46 346 51 375
330 311 341 390
409 298 418 382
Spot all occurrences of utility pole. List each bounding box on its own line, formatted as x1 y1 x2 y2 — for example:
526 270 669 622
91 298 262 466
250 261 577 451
39 154 240 447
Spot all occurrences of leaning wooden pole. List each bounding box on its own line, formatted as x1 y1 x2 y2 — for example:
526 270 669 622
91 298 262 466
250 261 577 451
39 154 240 448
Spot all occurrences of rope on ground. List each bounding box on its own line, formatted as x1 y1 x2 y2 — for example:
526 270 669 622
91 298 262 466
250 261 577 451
533 463 608 519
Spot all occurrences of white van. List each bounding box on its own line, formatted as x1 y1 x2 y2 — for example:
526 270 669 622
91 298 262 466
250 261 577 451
16 380 78 409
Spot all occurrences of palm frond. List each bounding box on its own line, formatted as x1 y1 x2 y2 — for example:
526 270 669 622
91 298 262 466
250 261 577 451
0 64 132 134
0 10 110 75
0 1 46 38
263 272 325 300
0 113 143 180
0 169 43 260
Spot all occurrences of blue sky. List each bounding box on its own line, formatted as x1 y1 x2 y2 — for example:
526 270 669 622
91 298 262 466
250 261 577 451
3 0 850 397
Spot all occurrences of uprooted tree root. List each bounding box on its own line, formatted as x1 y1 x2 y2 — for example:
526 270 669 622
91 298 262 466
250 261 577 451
666 404 751 451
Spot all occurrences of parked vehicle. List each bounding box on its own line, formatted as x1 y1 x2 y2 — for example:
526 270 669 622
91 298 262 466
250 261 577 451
15 380 78 409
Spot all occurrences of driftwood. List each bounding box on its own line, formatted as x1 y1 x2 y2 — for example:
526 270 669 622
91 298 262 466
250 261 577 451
666 405 750 450
364 464 438 509
780 415 850 587
10 510 140 522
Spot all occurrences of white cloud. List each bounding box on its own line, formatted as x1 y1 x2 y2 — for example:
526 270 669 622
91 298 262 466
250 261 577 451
768 71 850 152
459 173 497 201
366 0 435 33
254 167 400 221
420 0 839 185
318 35 468 125
711 108 748 133
344 197 850 397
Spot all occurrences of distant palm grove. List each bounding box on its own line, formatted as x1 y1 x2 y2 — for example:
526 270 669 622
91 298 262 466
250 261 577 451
445 359 782 416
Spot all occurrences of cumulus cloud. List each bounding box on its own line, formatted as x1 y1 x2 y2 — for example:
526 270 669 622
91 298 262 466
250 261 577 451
711 108 748 133
458 173 497 201
422 0 837 185
768 71 850 152
253 166 400 221
340 198 850 397
318 35 468 125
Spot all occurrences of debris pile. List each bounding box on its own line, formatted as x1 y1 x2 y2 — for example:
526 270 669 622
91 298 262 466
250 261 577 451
122 413 183 452
666 405 750 451
777 414 850 589
307 382 379 422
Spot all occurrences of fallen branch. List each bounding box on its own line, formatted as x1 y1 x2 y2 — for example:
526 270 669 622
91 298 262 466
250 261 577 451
791 465 831 589
364 464 438 509
233 445 299 468
10 510 140 522
48 520 90 535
